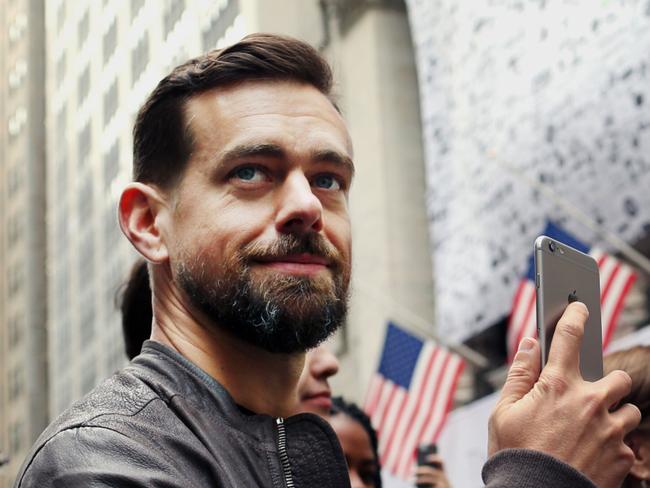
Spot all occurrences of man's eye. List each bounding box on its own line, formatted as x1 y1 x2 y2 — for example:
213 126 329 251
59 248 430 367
233 166 265 182
312 174 341 190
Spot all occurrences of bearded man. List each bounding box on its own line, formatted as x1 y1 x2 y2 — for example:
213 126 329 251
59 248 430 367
16 34 640 488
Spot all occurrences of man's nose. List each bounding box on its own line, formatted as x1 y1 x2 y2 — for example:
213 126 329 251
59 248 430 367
311 345 339 380
275 171 323 235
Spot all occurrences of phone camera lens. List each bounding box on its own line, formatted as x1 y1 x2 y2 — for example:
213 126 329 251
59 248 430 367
548 241 556 252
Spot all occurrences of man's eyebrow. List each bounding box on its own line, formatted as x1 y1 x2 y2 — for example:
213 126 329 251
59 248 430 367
219 143 286 164
312 149 355 176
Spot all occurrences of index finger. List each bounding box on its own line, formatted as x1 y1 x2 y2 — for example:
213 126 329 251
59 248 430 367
545 301 589 375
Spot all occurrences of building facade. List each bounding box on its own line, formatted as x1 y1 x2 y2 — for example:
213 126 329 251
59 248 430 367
0 1 48 486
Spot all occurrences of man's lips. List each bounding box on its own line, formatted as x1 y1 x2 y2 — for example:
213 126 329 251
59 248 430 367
302 392 333 411
253 254 330 275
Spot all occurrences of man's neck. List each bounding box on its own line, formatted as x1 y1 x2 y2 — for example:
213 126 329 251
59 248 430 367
149 272 305 418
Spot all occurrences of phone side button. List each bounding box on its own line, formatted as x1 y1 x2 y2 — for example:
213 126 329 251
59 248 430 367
536 273 540 288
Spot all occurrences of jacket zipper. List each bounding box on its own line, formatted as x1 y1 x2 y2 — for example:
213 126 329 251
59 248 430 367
276 417 295 488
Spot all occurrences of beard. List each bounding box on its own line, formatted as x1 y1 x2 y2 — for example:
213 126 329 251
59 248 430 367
175 233 350 354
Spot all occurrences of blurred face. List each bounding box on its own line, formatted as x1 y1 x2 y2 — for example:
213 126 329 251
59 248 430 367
330 414 379 488
166 81 353 353
297 345 339 415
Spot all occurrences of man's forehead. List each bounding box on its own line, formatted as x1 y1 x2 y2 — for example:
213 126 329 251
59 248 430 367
184 81 353 153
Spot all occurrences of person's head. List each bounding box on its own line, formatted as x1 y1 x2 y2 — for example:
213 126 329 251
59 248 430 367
604 345 650 487
117 259 152 360
119 34 353 354
296 345 339 415
330 397 382 488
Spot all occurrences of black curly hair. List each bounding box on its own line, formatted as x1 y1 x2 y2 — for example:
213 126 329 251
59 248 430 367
331 396 382 488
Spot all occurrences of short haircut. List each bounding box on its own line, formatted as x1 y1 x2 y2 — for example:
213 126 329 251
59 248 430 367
116 259 152 360
132 33 335 188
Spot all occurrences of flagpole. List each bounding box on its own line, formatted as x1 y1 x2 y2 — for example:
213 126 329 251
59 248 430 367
488 150 650 276
356 285 490 369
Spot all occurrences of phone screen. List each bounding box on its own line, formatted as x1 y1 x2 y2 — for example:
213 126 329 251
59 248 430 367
535 237 603 381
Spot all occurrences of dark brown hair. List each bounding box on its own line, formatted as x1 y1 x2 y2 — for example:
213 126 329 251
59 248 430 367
132 33 335 188
117 259 152 360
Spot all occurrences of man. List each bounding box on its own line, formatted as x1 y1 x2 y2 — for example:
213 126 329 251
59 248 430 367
16 34 639 487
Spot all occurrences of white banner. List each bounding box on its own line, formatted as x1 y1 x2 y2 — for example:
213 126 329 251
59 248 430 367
406 0 650 342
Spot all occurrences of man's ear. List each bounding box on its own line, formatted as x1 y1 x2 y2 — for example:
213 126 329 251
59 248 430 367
118 182 170 263
628 431 650 482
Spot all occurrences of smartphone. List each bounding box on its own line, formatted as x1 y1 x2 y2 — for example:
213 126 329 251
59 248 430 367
415 443 440 488
534 235 603 381
416 443 439 467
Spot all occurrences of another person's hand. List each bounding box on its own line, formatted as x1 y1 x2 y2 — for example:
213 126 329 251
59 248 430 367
414 453 450 487
488 301 641 488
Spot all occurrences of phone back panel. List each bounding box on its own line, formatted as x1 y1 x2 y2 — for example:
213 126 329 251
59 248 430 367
535 236 603 381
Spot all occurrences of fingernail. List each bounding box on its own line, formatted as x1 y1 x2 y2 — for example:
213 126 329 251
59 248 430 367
519 338 534 351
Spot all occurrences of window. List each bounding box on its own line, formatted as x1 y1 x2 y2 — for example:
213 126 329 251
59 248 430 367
78 179 94 226
131 34 149 83
202 0 239 50
7 164 21 196
78 66 90 105
8 106 27 138
8 313 23 347
164 0 184 37
78 231 95 291
57 2 66 34
9 421 23 454
9 366 23 402
81 358 97 394
103 80 118 125
103 20 117 63
56 53 66 86
56 106 67 149
103 140 119 189
7 210 23 249
131 0 145 19
8 59 28 91
104 203 121 252
78 122 91 169
8 262 23 299
78 10 89 48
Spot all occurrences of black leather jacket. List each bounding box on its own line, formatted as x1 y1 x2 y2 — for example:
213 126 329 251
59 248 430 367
15 341 351 487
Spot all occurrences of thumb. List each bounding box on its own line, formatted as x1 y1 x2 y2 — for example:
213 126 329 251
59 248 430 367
499 338 541 405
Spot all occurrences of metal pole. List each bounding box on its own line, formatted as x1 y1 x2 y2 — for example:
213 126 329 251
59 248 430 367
356 285 490 369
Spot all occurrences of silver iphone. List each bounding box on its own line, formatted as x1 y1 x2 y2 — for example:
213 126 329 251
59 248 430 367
535 235 603 381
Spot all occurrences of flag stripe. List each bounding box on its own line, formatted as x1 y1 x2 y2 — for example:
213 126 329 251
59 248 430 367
383 347 445 471
602 267 636 349
365 323 465 481
380 346 439 467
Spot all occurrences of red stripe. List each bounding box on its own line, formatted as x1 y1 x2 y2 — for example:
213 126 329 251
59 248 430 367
379 391 410 466
375 384 398 438
393 354 452 475
431 358 465 443
602 273 637 349
512 291 536 361
364 375 382 415
380 349 439 468
507 282 528 360
600 261 621 305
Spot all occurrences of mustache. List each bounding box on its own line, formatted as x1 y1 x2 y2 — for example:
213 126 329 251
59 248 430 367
241 234 342 269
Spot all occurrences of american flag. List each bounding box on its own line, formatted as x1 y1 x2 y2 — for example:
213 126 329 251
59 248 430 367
364 322 465 479
507 221 637 361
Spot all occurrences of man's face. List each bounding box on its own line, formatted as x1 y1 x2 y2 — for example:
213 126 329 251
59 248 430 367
166 80 353 353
